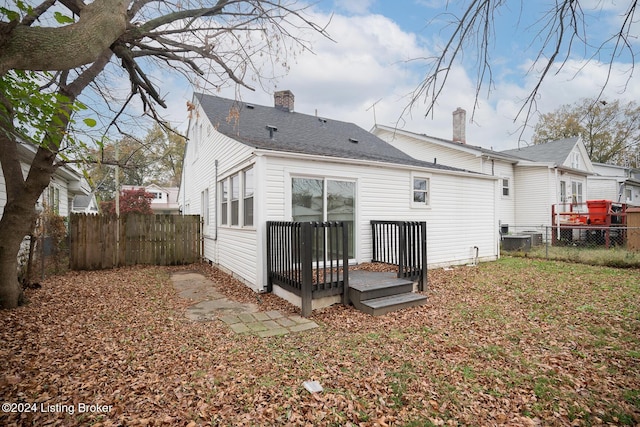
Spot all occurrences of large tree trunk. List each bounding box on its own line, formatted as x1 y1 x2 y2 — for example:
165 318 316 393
0 200 38 308
0 52 111 309
0 127 55 308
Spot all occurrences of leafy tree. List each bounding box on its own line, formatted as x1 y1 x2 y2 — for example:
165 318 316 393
87 126 185 202
88 136 153 202
100 188 154 215
408 1 638 126
0 1 328 308
143 124 185 187
532 98 640 167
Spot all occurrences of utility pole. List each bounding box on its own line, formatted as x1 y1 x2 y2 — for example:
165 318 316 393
115 140 120 266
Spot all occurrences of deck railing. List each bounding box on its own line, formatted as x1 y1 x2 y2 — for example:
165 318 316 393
266 221 349 316
371 220 427 291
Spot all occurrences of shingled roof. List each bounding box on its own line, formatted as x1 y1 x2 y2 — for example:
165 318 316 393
195 92 467 173
501 137 580 164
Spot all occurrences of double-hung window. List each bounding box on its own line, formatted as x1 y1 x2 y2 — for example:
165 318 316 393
502 178 510 197
412 176 430 207
243 168 254 226
220 181 228 225
219 166 254 227
230 175 239 226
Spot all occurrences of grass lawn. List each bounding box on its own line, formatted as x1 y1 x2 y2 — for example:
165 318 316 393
1 258 638 426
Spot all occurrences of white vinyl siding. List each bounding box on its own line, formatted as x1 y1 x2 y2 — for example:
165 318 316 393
513 166 554 227
265 156 498 272
377 130 483 171
179 99 257 287
181 102 499 293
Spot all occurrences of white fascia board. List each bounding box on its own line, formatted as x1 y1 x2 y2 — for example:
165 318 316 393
253 149 499 181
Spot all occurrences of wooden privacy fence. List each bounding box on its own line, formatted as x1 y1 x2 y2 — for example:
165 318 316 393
70 214 201 270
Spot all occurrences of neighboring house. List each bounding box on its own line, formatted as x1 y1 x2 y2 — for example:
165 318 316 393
502 137 595 227
0 142 91 219
121 184 180 214
179 91 500 300
375 114 596 231
72 194 99 214
373 116 519 232
588 163 640 207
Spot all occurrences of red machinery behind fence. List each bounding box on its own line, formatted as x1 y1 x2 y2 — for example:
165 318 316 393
551 200 627 247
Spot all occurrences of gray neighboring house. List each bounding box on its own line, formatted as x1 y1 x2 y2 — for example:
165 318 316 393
588 162 640 207
500 137 595 227
375 116 596 231
179 91 500 309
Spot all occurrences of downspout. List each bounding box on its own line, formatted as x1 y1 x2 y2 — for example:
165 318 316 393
213 160 218 241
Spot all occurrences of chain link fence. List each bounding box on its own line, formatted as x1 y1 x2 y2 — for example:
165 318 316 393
501 224 640 267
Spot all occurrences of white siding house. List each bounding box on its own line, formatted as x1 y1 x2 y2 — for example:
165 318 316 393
121 183 180 214
373 124 518 231
179 92 500 299
0 143 91 219
502 137 595 227
374 115 597 231
588 163 640 206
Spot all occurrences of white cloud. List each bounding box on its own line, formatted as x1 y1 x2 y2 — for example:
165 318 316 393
150 3 640 155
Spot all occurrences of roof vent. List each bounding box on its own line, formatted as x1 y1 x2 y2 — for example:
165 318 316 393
246 104 255 109
266 125 278 138
349 137 358 143
318 118 327 124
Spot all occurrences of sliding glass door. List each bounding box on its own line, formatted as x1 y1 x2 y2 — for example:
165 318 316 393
292 177 355 259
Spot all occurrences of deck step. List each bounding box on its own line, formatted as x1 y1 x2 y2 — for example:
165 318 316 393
349 277 413 305
355 292 428 316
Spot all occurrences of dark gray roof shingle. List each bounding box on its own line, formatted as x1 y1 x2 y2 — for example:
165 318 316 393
195 93 469 172
501 137 579 164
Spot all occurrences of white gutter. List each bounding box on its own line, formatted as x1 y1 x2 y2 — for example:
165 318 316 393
253 149 500 181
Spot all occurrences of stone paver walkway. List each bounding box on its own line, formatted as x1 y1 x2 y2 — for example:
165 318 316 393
171 271 318 337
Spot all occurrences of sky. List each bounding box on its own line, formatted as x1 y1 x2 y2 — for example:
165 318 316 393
154 0 640 152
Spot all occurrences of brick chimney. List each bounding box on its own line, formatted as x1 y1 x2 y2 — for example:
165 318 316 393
274 90 295 112
452 107 466 144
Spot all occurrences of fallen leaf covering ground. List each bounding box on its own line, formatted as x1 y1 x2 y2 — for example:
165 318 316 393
1 258 639 426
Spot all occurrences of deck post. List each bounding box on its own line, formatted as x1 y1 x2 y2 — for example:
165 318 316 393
341 222 350 306
398 221 406 279
419 221 427 292
266 221 273 293
300 222 313 317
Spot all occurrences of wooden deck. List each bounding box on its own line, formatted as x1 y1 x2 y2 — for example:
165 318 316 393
348 270 427 316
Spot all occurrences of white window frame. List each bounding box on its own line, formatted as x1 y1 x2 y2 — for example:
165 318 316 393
220 180 228 225
290 174 357 261
571 151 581 169
243 167 254 226
411 174 431 208
501 178 510 198
219 165 255 229
230 174 239 226
201 188 209 226
571 180 584 204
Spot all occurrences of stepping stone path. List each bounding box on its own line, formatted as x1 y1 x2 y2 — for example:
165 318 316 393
171 271 318 337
